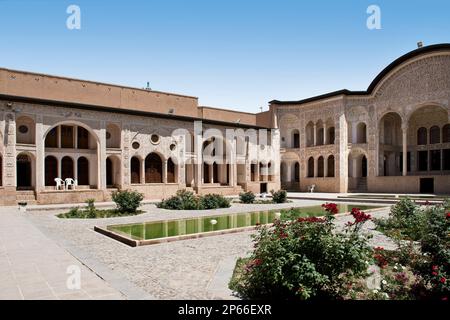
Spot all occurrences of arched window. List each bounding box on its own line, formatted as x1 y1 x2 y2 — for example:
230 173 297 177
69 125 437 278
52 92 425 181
167 158 176 183
267 162 273 182
317 156 324 177
145 153 162 183
61 156 74 181
106 157 113 187
61 126 74 149
328 127 335 145
280 163 286 183
361 156 368 177
250 163 257 182
213 162 219 183
294 162 300 182
356 123 367 144
316 120 324 146
203 163 210 183
430 126 440 144
16 154 32 189
306 122 314 147
130 157 141 184
307 157 314 178
77 157 89 185
327 155 335 177
443 124 450 143
77 127 89 149
45 127 58 148
292 130 300 148
45 156 58 186
417 127 428 145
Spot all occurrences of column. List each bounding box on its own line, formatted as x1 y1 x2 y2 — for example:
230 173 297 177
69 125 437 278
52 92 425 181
58 157 62 179
57 126 61 148
314 158 318 177
402 125 408 176
163 160 168 184
98 122 107 190
286 163 292 183
352 123 358 144
255 163 260 182
74 126 78 149
194 123 203 188
324 124 328 145
324 157 328 178
195 162 202 186
74 158 78 183
35 118 45 192
209 164 214 183
141 158 145 184
313 124 317 146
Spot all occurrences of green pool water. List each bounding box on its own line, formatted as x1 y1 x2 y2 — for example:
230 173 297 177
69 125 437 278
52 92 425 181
106 204 382 241
339 194 444 200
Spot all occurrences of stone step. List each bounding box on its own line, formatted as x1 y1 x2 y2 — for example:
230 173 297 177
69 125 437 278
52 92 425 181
16 192 36 200
16 190 37 205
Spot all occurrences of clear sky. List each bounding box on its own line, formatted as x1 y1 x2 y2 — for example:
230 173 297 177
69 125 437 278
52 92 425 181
0 0 449 113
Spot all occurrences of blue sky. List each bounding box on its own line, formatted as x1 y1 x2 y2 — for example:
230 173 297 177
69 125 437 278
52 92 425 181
0 0 449 112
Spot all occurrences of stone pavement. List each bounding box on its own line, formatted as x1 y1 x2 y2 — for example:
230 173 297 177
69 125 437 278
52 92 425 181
0 207 125 300
1 198 395 300
24 200 393 300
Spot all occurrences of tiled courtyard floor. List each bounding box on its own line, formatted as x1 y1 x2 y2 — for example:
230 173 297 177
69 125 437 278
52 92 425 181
1 197 395 300
0 207 126 300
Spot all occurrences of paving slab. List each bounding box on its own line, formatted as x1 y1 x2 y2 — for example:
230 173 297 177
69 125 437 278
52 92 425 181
0 207 126 300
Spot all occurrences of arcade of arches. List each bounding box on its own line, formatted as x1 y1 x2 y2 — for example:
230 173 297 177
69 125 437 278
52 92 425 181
0 112 280 205
2 44 450 205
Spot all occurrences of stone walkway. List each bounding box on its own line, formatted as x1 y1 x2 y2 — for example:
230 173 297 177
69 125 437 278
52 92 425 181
21 200 394 300
0 207 125 300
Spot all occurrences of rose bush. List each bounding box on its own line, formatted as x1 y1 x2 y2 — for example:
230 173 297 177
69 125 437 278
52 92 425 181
229 206 373 300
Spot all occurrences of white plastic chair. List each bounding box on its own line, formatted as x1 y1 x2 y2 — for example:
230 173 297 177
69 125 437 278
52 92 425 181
55 178 65 190
65 178 75 190
308 185 316 193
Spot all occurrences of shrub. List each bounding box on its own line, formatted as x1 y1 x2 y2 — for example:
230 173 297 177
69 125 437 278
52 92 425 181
271 190 287 204
375 198 425 240
200 194 231 210
391 198 417 221
112 190 144 213
442 198 450 210
157 190 199 210
61 207 80 219
230 213 373 300
157 190 230 210
85 199 96 218
417 206 450 299
375 202 450 300
239 191 256 204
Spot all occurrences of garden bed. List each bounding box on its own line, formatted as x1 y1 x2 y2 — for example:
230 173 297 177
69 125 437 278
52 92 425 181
57 190 145 219
229 199 450 300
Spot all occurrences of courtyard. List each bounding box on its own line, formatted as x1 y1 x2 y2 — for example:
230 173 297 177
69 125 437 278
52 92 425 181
0 194 396 300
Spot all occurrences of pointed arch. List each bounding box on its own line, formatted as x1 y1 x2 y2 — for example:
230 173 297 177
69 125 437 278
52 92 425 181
167 158 176 183
130 157 141 184
145 153 163 183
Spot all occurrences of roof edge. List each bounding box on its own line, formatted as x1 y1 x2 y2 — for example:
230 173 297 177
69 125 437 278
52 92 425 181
0 94 273 130
271 43 450 106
